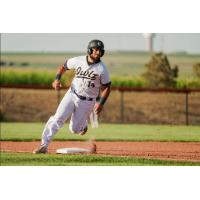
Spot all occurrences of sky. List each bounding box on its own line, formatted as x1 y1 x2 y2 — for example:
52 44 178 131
1 33 200 54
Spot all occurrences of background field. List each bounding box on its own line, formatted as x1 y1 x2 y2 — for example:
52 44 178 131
1 52 200 78
1 52 200 90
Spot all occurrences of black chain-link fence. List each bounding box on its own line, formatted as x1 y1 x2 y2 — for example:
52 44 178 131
1 87 200 125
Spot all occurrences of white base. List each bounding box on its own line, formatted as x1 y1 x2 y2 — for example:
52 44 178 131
56 147 90 154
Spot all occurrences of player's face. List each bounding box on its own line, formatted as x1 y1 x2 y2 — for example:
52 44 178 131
90 48 102 60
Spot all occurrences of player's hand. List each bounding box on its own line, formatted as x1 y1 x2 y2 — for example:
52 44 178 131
52 80 62 90
94 103 103 115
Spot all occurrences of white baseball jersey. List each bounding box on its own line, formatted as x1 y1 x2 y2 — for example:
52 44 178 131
64 56 111 98
40 55 111 147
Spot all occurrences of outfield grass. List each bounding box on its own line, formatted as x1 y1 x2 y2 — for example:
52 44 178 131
1 152 200 166
1 122 200 142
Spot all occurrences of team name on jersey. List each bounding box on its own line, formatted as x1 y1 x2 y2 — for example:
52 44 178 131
75 67 98 80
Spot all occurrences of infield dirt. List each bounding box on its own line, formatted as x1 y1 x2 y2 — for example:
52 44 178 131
1 141 200 162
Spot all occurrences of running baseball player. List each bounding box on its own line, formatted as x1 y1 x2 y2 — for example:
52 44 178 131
33 39 111 154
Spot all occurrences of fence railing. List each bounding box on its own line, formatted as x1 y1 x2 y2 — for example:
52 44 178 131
1 85 200 125
115 87 200 125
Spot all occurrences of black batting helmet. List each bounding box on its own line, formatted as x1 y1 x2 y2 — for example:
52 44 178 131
87 39 105 57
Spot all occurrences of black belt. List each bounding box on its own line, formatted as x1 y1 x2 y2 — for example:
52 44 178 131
73 90 93 101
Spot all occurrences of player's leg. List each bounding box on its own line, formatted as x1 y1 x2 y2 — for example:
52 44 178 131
69 98 95 135
33 90 75 153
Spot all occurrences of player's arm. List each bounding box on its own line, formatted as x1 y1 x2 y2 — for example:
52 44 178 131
94 83 111 115
52 64 67 90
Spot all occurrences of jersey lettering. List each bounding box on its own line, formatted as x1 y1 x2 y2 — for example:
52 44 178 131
76 67 98 80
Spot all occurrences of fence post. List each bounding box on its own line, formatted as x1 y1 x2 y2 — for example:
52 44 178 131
120 90 124 123
185 91 189 126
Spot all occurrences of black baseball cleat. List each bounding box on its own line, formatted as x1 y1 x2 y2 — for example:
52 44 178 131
33 145 48 154
79 126 88 136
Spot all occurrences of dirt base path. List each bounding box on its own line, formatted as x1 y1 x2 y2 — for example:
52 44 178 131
1 141 200 162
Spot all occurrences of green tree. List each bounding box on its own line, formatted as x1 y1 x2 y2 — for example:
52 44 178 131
193 63 200 78
142 53 178 88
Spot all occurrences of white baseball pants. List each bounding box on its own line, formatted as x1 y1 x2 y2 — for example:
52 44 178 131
41 89 95 147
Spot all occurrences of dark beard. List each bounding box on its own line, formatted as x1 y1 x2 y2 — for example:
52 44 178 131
87 55 101 65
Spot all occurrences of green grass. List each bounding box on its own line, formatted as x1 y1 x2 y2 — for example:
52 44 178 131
1 123 200 166
1 152 199 166
1 122 200 142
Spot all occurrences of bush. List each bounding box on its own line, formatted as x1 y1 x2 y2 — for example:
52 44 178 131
176 78 200 89
111 76 145 87
142 53 178 88
193 63 200 78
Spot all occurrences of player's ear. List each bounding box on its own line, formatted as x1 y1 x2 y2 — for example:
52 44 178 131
101 49 105 57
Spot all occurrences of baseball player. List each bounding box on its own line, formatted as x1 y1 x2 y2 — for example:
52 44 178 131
33 39 111 154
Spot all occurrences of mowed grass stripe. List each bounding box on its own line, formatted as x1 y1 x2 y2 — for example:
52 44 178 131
1 152 200 166
1 122 200 142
